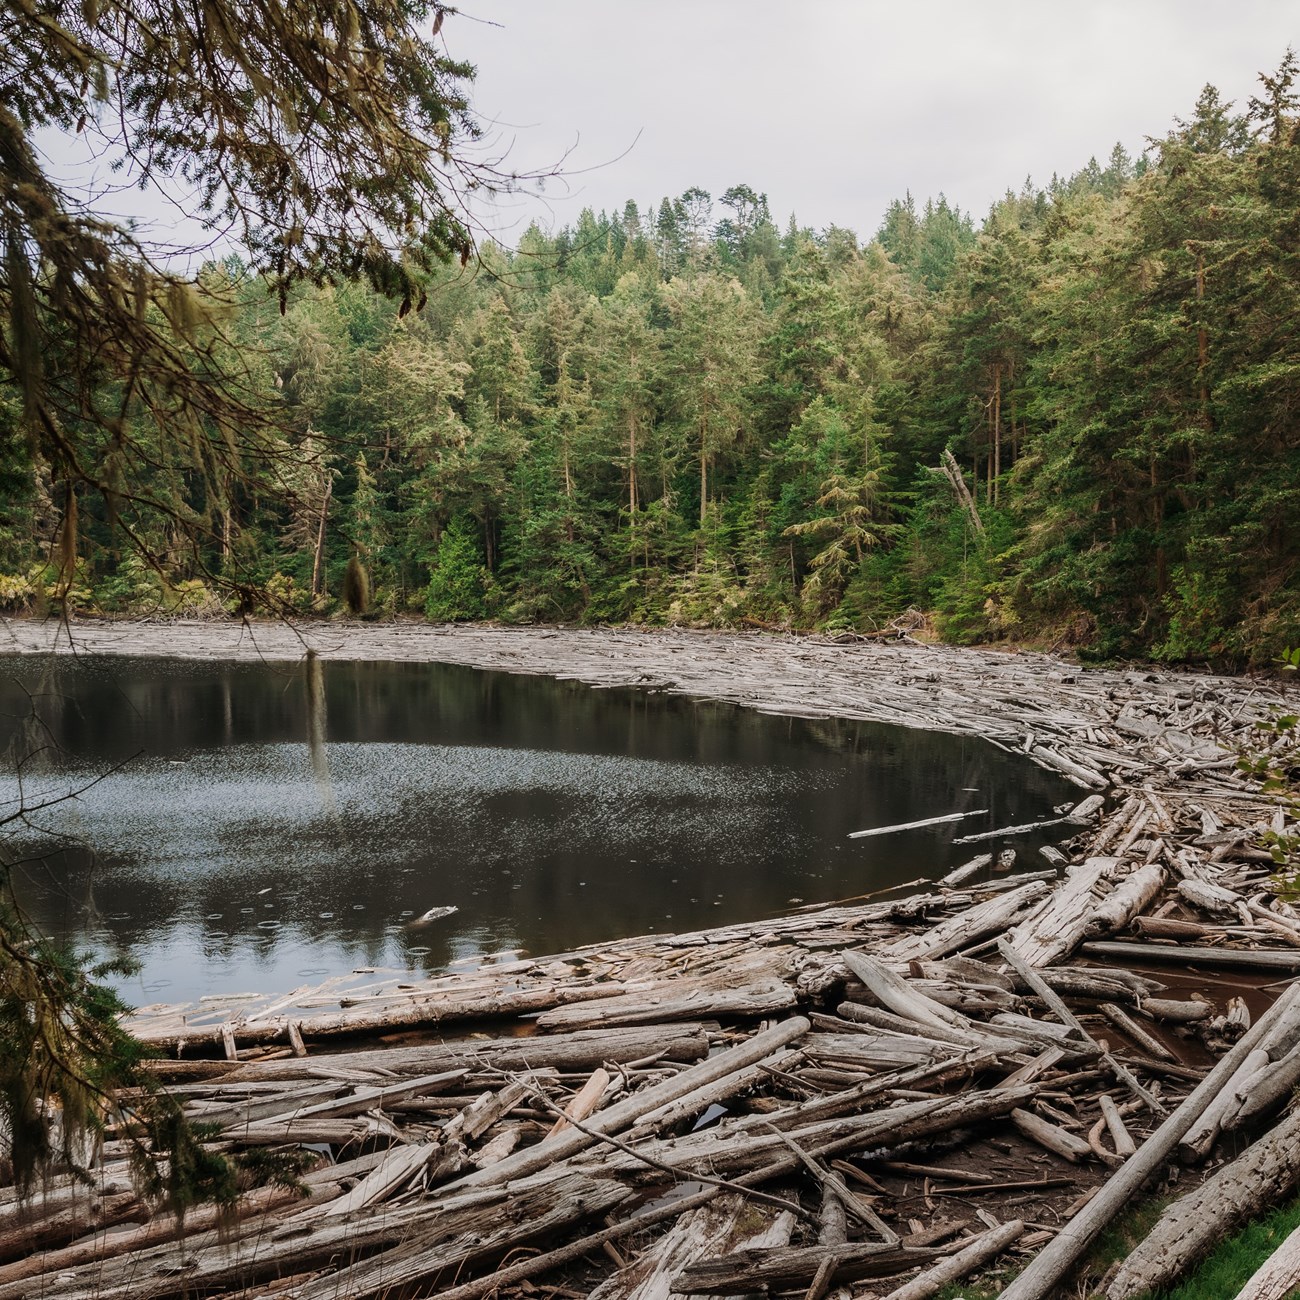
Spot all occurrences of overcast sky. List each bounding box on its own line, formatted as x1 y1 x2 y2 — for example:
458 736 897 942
448 1 1298 242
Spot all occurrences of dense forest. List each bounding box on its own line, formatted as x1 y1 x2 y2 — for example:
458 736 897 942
4 62 1299 666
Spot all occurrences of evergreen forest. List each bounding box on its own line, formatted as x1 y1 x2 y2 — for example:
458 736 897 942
5 63 1300 667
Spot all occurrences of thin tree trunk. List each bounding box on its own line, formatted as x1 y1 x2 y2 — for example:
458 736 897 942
311 478 332 598
992 364 1002 507
627 412 638 515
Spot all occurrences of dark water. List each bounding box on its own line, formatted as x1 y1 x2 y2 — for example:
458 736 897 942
0 654 1076 1004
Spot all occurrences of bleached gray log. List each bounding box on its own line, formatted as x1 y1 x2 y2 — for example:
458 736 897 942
1099 1003 1176 1064
937 853 993 887
626 1047 804 1138
534 971 794 1032
1068 794 1107 822
672 1243 940 1294
953 817 1069 844
876 880 1051 963
1178 878 1243 917
996 939 1163 1119
1012 1108 1093 1162
440 1016 811 1195
1004 857 1120 966
1142 998 1212 1023
1105 1104 1300 1298
840 949 993 1037
1177 1048 1270 1163
1085 863 1167 938
1080 942 1300 972
1230 1039 1300 1128
218 1022 712 1083
999 982 1300 1300
1099 1095 1137 1158
848 810 987 839
1232 1220 1300 1300
587 1194 794 1300
880 1219 1026 1300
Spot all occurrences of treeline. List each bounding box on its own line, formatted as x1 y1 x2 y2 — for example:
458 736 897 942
3 63 1299 664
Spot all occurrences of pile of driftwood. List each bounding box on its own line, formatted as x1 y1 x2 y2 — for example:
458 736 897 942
5 619 1300 1297
3 786 1299 1299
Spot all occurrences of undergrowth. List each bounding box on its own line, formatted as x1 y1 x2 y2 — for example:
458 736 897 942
929 1191 1300 1299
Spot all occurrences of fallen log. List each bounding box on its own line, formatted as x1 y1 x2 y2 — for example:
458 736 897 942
1104 1104 1300 1298
1004 858 1120 967
0 1192 146 1265
1229 1039 1300 1128
587 1194 795 1300
1012 1108 1093 1163
995 941 1164 1115
1098 1095 1137 1158
443 1016 811 1194
534 971 795 1032
1232 1219 1300 1300
880 1219 1026 1300
1099 1003 1176 1064
1141 997 1212 1024
999 982 1300 1300
1080 942 1300 972
671 1243 941 1294
840 950 992 1038
215 1022 713 1083
1085 863 1167 939
1177 1046 1269 1163
877 881 1051 964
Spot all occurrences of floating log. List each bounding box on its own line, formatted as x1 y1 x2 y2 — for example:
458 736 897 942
937 853 993 887
849 810 987 839
953 816 1069 844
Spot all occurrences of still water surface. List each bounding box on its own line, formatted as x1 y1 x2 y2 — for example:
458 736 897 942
0 654 1075 1003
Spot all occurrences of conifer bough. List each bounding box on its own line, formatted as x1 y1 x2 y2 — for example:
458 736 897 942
0 0 494 600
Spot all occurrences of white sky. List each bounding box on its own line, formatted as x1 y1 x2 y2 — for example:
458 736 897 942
449 0 1299 242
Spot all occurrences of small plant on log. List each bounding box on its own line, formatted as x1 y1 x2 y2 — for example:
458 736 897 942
1238 648 1300 886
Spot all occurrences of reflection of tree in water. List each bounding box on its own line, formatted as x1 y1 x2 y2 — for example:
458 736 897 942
0 654 1077 998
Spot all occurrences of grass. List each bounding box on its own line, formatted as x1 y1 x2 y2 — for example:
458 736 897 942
1140 1192 1300 1300
925 1193 1300 1299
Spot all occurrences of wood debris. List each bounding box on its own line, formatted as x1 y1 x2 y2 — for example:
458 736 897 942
5 619 1300 1297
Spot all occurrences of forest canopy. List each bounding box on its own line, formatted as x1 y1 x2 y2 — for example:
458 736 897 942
2 28 1299 666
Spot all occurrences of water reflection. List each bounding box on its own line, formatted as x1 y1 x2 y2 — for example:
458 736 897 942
0 653 1076 1003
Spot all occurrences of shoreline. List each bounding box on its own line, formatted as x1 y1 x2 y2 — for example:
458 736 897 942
6 615 1300 1298
3 615 1292 793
